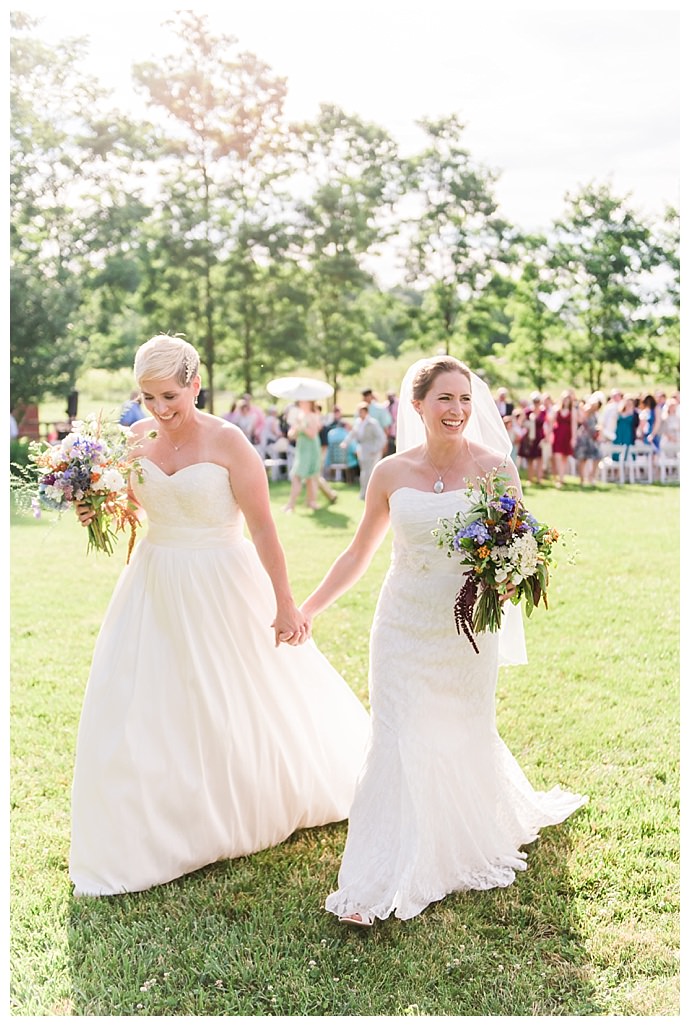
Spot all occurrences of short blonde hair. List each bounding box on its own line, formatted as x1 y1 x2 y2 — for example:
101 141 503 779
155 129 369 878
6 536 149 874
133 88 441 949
133 335 200 387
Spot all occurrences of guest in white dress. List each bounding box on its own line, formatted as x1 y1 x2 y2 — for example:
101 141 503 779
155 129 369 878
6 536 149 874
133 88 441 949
70 334 369 897
301 356 587 926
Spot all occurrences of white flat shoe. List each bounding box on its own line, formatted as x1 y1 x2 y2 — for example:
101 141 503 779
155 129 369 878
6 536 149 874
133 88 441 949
338 912 374 927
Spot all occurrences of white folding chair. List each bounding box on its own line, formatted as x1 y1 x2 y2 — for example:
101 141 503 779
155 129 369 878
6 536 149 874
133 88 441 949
264 458 288 481
598 442 627 484
657 444 680 484
325 462 348 482
625 442 654 484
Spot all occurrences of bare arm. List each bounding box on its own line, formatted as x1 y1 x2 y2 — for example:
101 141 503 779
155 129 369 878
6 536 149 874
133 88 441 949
301 461 392 620
227 430 308 646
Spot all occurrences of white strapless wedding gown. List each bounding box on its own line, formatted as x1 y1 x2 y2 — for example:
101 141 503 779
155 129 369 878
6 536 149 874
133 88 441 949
70 459 369 897
325 487 586 923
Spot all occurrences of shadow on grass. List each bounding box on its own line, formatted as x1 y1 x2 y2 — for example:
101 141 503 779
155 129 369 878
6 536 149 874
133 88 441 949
306 505 355 529
67 814 600 1016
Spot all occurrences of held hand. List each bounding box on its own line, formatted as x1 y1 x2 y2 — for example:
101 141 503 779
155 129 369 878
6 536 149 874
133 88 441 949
75 501 95 526
272 606 312 647
499 581 518 605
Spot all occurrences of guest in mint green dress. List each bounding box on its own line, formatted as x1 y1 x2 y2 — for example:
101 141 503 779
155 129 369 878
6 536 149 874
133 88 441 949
283 401 322 512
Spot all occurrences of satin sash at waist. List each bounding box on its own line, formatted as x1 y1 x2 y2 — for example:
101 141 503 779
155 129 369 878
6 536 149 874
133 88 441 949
145 523 243 550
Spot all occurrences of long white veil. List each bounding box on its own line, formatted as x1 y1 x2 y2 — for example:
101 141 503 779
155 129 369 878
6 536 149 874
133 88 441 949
396 357 527 667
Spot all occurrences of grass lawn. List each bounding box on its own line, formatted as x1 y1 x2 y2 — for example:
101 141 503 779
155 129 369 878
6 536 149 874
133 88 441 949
9 475 679 1016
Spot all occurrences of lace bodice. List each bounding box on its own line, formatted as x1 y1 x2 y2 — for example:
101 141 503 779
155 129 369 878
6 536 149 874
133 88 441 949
383 485 526 668
388 486 472 577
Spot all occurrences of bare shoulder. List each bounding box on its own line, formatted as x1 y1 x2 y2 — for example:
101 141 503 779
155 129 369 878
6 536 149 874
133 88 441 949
127 417 156 453
470 443 520 485
128 416 155 441
469 442 507 471
205 414 245 442
369 447 423 493
204 415 260 465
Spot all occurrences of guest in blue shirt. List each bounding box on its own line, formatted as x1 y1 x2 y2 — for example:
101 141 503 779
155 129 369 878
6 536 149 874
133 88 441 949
119 391 146 426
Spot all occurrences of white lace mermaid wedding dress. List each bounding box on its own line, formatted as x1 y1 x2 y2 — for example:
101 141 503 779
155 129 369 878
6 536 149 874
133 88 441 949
325 487 586 923
69 459 369 897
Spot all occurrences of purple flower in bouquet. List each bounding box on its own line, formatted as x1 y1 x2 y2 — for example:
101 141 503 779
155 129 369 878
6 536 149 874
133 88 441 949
456 520 491 547
498 494 517 515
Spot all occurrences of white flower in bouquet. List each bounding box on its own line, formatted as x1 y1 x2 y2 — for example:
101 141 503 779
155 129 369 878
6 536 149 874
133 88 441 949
97 467 127 493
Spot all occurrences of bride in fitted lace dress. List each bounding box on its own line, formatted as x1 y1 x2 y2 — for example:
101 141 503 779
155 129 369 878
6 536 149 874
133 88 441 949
301 356 586 925
70 335 369 897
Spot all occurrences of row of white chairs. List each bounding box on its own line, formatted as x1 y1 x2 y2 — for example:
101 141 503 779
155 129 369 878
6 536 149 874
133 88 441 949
263 447 294 481
263 452 353 483
597 442 680 485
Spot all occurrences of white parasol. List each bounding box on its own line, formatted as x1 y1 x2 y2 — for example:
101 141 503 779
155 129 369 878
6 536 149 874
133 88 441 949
266 376 334 401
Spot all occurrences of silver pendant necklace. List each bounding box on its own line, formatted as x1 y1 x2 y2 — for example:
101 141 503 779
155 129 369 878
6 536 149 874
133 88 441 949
426 448 462 493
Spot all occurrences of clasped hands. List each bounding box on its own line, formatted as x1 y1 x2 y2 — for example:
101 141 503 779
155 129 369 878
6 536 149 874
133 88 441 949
273 608 312 648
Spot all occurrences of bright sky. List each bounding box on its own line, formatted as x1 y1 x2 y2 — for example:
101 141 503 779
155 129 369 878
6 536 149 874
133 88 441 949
16 1 681 235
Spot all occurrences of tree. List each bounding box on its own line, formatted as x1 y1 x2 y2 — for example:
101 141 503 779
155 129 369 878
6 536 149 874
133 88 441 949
499 236 564 390
10 13 152 407
9 266 83 411
357 287 423 360
133 11 293 406
550 183 664 390
10 13 100 407
644 206 680 386
222 256 312 394
289 105 403 396
401 114 516 361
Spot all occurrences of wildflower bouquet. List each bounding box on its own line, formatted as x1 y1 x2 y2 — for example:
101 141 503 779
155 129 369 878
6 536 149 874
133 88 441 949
433 470 562 653
11 417 141 561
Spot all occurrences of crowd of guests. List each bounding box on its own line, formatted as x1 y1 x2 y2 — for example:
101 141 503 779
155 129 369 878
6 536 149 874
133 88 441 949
220 388 399 507
218 382 680 494
15 374 673 498
108 380 679 495
496 386 681 486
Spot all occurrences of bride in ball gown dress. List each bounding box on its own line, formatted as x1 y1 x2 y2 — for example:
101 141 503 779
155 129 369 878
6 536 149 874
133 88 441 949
70 335 369 897
301 356 587 925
